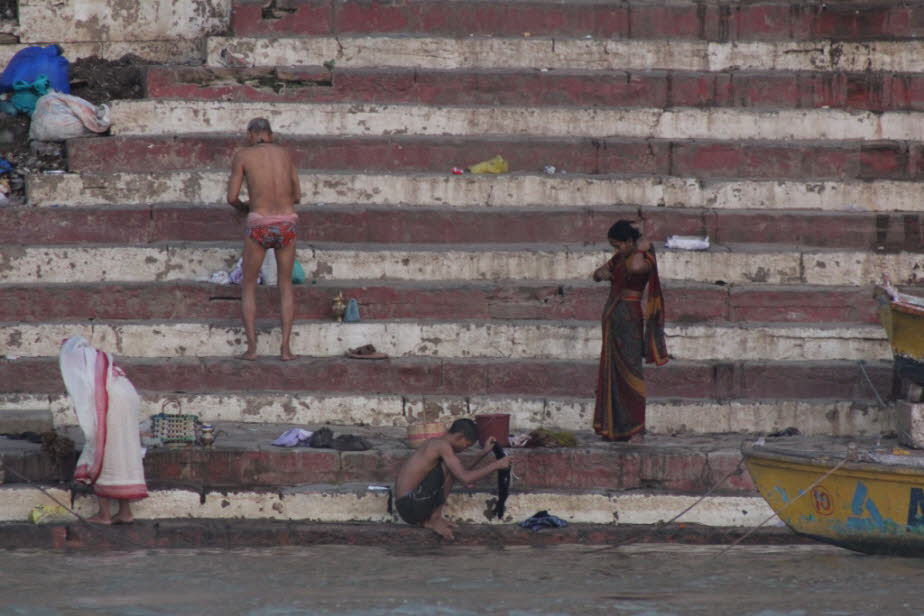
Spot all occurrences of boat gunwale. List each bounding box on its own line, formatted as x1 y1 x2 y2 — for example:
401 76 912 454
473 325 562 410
743 443 924 482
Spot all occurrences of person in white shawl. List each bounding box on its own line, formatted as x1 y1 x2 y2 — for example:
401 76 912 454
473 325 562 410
59 336 148 524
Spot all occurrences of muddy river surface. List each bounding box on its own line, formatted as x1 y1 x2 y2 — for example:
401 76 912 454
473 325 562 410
0 543 921 615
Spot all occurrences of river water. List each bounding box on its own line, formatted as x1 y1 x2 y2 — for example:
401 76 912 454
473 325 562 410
0 543 921 615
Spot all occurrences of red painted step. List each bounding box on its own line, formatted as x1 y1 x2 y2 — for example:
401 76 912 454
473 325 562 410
0 282 879 325
3 206 921 252
230 0 924 41
147 66 924 113
66 135 924 181
0 357 892 401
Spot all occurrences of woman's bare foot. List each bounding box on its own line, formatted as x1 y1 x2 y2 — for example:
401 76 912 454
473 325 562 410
86 513 112 525
237 350 258 361
628 432 645 444
423 517 455 540
280 348 297 361
111 512 135 525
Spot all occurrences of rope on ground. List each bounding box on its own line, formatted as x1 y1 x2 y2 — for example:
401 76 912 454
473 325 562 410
858 360 887 408
0 462 155 551
588 458 745 554
713 454 852 559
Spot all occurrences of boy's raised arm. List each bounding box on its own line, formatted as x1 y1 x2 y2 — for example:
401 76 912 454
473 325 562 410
438 441 510 485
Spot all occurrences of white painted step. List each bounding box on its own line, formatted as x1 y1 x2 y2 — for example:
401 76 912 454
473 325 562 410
0 243 919 286
27 171 924 213
0 320 888 361
108 100 924 141
0 41 202 66
2 393 891 437
206 36 924 74
0 484 776 527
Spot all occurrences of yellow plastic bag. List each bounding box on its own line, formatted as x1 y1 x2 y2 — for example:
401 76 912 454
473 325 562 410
29 504 72 525
468 155 509 174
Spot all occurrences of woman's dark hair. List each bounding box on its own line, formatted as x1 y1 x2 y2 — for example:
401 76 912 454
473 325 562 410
607 220 641 242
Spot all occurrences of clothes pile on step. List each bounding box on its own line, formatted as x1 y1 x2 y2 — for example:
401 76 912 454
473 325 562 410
507 428 578 448
272 427 371 451
209 250 306 286
519 510 568 531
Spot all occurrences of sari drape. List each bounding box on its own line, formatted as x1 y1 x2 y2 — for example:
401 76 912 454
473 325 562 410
593 249 668 441
60 336 148 500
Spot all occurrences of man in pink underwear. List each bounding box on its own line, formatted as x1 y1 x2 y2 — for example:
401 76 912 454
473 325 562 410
226 117 301 361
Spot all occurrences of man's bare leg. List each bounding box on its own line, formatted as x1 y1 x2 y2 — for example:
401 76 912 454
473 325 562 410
239 237 267 360
87 496 112 525
112 500 135 524
422 464 456 538
274 241 297 361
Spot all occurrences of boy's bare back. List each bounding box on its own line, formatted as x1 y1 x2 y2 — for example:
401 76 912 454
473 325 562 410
229 143 300 215
396 439 447 496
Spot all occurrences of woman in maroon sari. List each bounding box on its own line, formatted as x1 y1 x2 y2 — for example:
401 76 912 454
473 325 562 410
592 220 668 442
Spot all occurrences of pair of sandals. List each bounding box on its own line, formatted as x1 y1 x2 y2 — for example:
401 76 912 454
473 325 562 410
346 344 388 360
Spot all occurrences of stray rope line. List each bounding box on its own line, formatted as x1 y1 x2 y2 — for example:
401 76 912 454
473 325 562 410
1 463 155 551
713 454 852 558
858 360 887 408
589 459 745 554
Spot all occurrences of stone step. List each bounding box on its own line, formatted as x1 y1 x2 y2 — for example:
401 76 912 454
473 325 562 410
5 205 922 251
28 171 924 212
0 320 889 361
146 66 924 113
65 134 924 181
0 357 892 402
0 410 53 435
0 484 773 527
107 100 924 141
0 282 880 325
0 242 918 286
207 36 924 74
1 392 890 437
229 0 923 42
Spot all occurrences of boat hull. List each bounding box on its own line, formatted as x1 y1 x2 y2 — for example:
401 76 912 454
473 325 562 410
744 444 924 556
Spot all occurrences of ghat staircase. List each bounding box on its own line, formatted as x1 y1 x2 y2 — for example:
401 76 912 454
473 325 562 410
1 0 920 529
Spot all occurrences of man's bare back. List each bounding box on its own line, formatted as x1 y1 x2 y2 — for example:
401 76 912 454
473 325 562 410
227 142 300 216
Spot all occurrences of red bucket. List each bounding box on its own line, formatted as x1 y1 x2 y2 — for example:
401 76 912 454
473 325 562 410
475 413 510 447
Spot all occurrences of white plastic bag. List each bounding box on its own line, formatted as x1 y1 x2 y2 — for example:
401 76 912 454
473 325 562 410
29 92 111 141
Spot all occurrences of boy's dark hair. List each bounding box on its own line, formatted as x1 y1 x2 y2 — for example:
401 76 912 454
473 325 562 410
247 117 272 135
607 219 641 242
448 418 478 443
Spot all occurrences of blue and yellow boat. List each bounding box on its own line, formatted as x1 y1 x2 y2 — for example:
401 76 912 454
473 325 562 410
744 439 924 556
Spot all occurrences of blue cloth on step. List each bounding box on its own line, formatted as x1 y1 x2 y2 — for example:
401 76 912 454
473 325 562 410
519 510 568 531
271 428 313 447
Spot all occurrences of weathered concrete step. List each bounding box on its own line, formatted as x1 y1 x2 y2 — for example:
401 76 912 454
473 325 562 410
230 0 923 42
1 357 891 402
1 424 755 492
0 410 53 435
2 392 890 437
0 41 203 68
0 243 920 286
0 484 773 527
0 521 806 551
207 36 924 74
66 134 924 181
28 171 924 213
0 282 880 326
108 100 924 141
6 205 922 251
0 320 889 361
146 66 924 113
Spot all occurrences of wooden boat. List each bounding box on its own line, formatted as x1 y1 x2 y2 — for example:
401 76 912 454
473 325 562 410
744 438 924 556
874 282 924 386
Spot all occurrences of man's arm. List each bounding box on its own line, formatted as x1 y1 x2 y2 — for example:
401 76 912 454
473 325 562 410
290 159 301 204
226 151 248 211
438 441 510 485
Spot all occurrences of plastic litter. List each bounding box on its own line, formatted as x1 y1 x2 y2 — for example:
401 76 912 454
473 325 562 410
29 93 111 141
664 235 710 251
344 298 360 322
469 155 509 175
260 247 278 286
11 74 51 115
292 260 306 284
543 165 556 175
0 45 70 94
451 166 464 175
271 428 313 447
29 504 73 525
209 270 231 285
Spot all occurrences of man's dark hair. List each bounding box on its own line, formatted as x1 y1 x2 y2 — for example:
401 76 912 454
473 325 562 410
247 117 272 135
448 418 478 443
607 219 641 242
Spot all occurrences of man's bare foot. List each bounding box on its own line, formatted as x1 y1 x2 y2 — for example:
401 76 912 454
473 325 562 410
237 350 258 361
423 517 455 540
86 513 112 525
628 432 645 444
280 349 297 361
111 512 135 525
